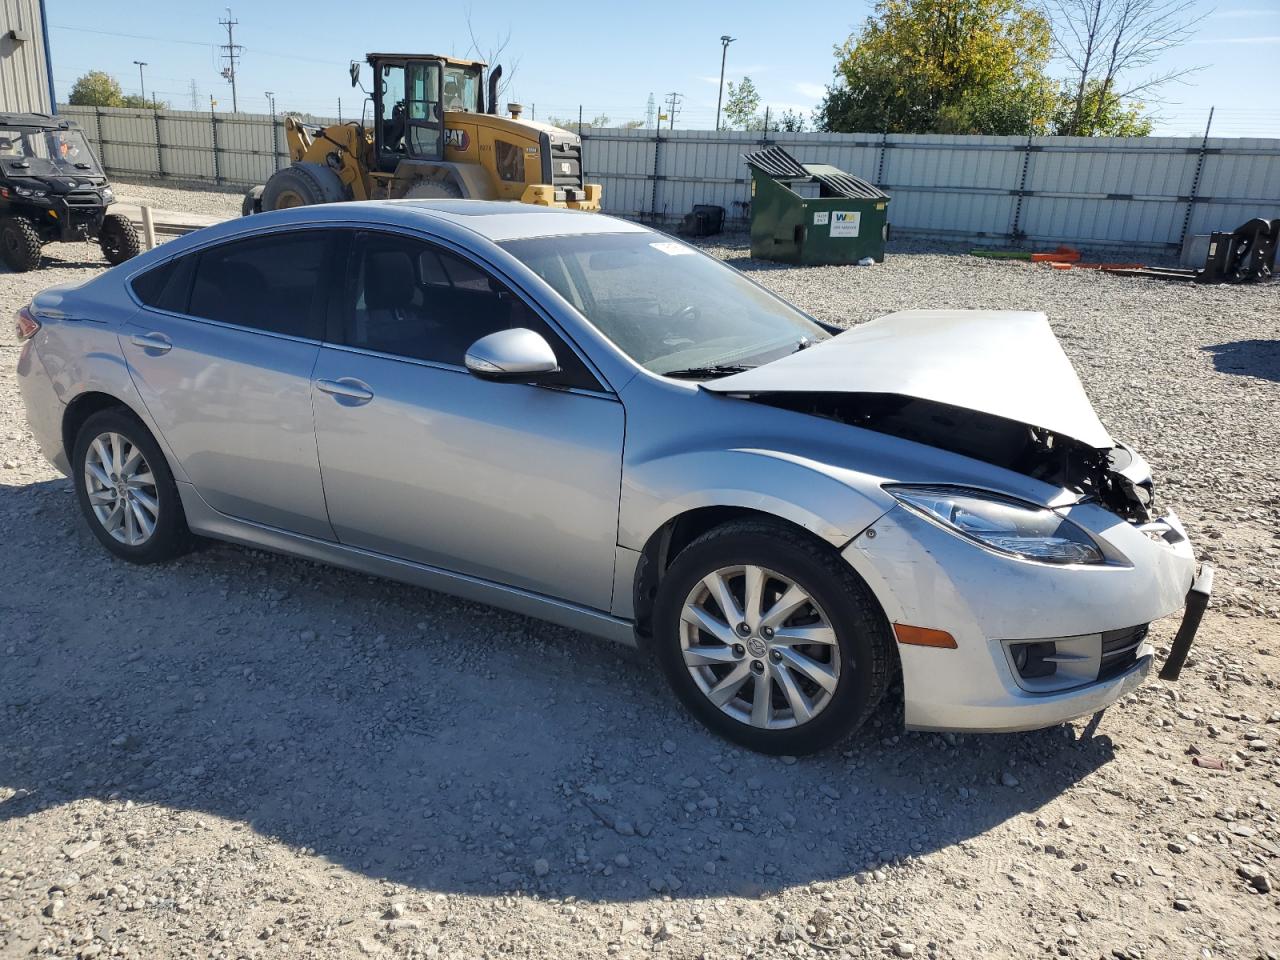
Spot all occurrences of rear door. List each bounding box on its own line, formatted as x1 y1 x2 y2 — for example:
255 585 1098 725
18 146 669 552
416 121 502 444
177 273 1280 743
121 228 339 539
310 229 625 609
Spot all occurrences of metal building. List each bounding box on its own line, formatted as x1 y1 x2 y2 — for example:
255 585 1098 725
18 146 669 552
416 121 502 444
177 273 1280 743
1 0 54 115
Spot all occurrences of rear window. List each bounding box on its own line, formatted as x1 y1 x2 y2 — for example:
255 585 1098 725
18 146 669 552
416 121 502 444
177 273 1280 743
130 256 195 314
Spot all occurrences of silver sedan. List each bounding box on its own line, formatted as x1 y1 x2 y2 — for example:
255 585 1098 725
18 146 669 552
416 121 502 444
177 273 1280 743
15 200 1209 754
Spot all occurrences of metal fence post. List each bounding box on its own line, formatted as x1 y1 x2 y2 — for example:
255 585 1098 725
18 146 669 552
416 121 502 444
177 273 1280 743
1179 107 1215 248
876 131 888 188
1010 134 1034 241
153 108 164 178
94 106 108 172
649 127 661 222
210 102 221 184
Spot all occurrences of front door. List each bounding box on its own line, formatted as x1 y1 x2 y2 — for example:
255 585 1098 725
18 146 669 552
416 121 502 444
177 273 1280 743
405 61 443 160
121 228 339 540
311 230 624 610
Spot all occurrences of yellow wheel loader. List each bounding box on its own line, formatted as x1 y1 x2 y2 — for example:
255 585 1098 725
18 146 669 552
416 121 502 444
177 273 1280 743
243 53 601 215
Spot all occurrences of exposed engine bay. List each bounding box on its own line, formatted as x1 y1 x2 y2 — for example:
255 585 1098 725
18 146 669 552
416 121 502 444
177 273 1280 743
749 392 1156 523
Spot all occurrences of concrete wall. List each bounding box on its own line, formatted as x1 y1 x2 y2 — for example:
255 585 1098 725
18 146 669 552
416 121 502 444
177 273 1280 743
0 0 52 114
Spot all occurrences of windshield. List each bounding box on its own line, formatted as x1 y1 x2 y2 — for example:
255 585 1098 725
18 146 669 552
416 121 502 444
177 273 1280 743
501 232 828 376
0 127 103 178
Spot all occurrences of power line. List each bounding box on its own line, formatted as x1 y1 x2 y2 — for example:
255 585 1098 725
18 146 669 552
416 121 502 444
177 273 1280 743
664 91 683 131
218 9 242 113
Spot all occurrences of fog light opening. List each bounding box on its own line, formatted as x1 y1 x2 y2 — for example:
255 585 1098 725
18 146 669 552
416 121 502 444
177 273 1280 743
1010 641 1058 680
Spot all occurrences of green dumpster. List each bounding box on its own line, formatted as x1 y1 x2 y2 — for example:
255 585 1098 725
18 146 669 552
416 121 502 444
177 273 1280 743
744 146 891 266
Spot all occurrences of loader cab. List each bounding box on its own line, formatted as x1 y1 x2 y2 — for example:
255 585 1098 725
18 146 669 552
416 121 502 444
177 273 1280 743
366 53 485 173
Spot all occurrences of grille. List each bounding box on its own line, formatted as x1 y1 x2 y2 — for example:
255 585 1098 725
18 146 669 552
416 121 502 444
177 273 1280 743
549 141 584 189
1099 624 1149 681
63 190 102 207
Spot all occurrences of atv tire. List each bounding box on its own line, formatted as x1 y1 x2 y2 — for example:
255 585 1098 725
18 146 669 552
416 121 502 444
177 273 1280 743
98 213 141 265
0 216 43 272
260 163 349 211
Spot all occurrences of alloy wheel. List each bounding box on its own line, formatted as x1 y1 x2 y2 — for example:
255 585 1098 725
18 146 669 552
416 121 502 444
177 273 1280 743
83 431 160 546
679 564 841 730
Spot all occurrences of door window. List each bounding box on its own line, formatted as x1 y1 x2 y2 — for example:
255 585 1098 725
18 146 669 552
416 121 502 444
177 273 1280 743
342 231 600 389
378 63 407 160
406 62 442 159
188 230 334 340
131 254 196 313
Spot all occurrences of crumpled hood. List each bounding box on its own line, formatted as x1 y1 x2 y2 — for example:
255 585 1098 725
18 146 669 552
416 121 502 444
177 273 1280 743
704 309 1114 450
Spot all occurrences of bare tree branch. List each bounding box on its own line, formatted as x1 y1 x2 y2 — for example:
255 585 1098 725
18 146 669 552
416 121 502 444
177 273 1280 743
463 7 519 104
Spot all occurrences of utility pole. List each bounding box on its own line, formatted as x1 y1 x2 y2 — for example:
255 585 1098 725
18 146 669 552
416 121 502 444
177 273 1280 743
264 90 275 116
218 8 242 113
664 92 683 131
645 93 655 129
715 35 735 132
188 79 200 111
133 61 148 102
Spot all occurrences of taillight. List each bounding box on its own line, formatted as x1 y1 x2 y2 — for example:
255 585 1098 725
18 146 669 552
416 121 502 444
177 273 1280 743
15 306 40 341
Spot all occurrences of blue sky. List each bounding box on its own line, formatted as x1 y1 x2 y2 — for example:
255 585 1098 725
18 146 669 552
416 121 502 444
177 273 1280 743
44 0 1280 137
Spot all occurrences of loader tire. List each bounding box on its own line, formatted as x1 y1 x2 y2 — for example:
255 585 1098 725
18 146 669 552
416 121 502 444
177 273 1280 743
241 185 264 216
0 216 43 272
260 163 349 211
403 179 464 200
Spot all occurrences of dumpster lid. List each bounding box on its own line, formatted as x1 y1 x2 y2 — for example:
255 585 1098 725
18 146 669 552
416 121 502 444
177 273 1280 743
743 145 889 201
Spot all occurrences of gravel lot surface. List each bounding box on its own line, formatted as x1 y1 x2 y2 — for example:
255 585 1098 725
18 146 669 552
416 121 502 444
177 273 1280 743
2 196 1278 960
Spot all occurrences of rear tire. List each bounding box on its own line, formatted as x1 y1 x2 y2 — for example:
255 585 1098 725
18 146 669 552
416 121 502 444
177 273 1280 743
241 185 264 216
0 216 43 272
261 162 349 211
72 408 192 564
98 213 141 265
652 519 895 755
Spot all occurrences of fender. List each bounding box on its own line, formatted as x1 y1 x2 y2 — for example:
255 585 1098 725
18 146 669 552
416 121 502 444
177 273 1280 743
618 445 895 553
392 159 494 199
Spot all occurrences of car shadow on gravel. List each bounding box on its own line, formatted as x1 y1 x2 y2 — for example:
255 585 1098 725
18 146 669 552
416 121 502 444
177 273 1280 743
1203 339 1280 382
1 480 1117 903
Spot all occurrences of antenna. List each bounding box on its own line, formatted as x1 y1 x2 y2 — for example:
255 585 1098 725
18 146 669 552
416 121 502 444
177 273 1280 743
218 8 242 113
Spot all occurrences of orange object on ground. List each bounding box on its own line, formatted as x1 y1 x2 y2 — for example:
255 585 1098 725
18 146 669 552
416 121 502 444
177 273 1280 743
1030 246 1081 263
1047 262 1072 270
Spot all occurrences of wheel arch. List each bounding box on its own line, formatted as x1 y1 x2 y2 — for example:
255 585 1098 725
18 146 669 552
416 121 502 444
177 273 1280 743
630 506 860 645
391 159 494 199
61 389 185 484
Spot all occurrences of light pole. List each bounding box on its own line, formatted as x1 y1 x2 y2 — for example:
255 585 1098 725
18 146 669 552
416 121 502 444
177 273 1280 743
715 35 735 132
133 60 148 102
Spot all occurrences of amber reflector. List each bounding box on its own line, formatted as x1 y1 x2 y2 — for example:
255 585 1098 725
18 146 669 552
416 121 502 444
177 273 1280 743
893 624 957 649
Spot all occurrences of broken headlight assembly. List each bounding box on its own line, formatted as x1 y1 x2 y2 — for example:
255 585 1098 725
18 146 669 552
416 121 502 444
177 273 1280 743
888 485 1105 565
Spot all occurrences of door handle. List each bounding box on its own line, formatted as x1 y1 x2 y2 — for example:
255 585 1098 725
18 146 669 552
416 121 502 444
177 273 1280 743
315 378 374 404
130 332 172 354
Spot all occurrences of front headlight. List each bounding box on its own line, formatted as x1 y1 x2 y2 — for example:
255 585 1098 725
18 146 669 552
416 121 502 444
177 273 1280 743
888 485 1105 565
101 187 114 202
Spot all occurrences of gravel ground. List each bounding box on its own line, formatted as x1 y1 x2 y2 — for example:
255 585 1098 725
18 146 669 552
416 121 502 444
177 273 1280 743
1 200 1278 960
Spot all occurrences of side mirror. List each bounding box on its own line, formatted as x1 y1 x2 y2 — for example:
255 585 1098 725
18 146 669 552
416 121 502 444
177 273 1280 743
464 328 560 381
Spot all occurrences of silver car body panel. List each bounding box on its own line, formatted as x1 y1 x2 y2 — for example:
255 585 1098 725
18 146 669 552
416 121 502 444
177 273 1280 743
15 200 1199 735
704 310 1115 450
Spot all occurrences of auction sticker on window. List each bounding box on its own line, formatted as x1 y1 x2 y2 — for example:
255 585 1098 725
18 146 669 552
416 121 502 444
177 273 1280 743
651 241 695 256
831 211 861 237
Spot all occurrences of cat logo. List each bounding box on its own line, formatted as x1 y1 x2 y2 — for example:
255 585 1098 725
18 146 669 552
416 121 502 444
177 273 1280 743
444 129 470 151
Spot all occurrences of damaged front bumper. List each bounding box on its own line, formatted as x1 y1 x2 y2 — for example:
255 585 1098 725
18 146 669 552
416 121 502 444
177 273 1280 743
842 499 1208 733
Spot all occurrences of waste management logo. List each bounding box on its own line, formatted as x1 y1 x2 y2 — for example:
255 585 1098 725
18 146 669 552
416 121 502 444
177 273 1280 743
831 211 861 237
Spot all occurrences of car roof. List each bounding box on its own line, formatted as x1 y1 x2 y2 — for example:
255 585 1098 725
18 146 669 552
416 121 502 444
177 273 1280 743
386 200 650 242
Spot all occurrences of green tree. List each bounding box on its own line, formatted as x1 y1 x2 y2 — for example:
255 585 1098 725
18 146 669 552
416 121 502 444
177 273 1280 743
120 94 170 110
68 70 124 107
816 0 1057 135
1051 80 1153 137
777 109 807 132
722 76 762 130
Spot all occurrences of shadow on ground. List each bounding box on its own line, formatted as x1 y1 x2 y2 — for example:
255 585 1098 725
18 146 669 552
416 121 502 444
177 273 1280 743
1203 339 1280 382
1 478 1115 902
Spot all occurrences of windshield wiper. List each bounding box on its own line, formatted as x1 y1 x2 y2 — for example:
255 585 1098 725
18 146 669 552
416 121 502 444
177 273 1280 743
662 363 755 380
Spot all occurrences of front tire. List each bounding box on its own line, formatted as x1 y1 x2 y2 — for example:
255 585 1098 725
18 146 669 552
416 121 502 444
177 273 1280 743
241 185 264 216
0 216 43 272
403 179 464 200
72 408 191 564
653 520 895 755
260 162 348 211
98 213 141 265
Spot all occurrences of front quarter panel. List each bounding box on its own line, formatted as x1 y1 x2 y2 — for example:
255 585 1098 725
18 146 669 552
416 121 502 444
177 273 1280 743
617 381 896 552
